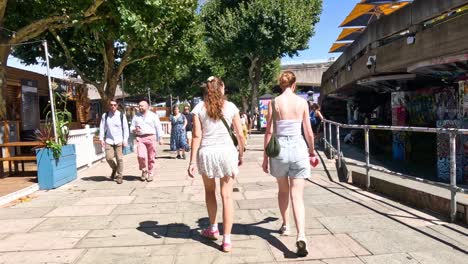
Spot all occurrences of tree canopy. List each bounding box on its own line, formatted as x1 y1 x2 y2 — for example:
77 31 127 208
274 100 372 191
0 0 105 118
14 0 199 106
202 0 322 113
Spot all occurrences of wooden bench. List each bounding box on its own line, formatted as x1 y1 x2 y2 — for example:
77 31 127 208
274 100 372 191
0 141 44 178
0 156 37 177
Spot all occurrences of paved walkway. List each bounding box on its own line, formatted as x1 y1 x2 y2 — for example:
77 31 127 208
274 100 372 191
0 135 467 263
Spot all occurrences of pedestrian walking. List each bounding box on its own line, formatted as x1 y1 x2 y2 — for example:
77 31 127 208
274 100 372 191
310 103 324 143
170 105 190 159
240 111 249 144
183 105 194 144
187 76 245 253
130 99 164 182
262 71 315 257
99 100 129 184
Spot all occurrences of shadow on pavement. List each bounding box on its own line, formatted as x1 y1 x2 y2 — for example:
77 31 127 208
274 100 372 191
80 175 142 182
136 217 298 258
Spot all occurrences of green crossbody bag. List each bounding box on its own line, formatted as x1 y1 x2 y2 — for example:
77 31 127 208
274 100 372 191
265 98 280 157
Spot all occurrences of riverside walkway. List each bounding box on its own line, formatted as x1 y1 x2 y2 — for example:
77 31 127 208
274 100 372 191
0 135 467 263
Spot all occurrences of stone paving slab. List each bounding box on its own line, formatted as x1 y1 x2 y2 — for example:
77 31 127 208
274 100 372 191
32 216 116 232
74 196 135 206
0 207 53 219
45 205 117 217
0 230 89 252
1 135 468 263
0 249 85 264
77 228 166 248
76 245 177 264
0 218 46 233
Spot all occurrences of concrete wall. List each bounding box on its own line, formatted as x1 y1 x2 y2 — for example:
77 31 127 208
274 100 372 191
322 0 468 95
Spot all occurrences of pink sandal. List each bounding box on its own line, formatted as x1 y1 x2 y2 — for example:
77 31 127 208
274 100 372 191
201 228 220 240
222 242 232 252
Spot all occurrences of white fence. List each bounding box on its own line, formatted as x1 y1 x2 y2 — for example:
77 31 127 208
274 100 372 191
68 125 105 169
161 121 170 137
68 122 171 169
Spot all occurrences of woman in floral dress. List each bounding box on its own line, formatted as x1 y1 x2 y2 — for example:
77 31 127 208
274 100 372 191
170 105 189 159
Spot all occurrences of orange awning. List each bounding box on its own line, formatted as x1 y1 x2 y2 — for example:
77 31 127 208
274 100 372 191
329 43 352 53
336 28 365 41
339 2 410 27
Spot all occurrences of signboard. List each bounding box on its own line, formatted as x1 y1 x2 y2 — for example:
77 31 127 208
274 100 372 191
259 99 271 129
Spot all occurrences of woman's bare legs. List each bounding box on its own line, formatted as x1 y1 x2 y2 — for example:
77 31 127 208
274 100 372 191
276 177 290 229
289 178 306 238
220 176 234 236
202 174 217 226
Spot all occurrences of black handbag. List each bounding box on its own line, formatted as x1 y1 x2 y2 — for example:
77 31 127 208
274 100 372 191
221 116 239 147
265 98 280 157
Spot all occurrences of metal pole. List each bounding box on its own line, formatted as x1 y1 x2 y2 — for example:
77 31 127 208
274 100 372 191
328 122 332 158
43 40 58 143
147 88 152 106
365 127 370 189
323 120 327 150
449 132 457 222
336 125 341 168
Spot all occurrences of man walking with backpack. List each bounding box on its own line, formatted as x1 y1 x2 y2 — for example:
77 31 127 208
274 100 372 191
99 100 129 184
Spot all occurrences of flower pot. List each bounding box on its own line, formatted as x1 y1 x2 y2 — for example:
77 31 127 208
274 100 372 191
36 144 77 190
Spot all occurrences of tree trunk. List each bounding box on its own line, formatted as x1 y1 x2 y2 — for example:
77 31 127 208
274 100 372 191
241 96 248 113
0 44 10 119
248 57 262 116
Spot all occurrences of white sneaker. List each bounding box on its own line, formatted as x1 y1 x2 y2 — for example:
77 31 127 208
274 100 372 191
140 170 147 181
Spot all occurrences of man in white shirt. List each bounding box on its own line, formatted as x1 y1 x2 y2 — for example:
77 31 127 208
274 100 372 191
99 100 129 184
130 100 163 182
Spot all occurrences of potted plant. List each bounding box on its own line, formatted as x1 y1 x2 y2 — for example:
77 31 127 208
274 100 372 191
35 92 77 190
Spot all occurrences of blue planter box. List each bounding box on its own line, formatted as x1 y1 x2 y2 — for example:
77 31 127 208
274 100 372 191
36 144 77 190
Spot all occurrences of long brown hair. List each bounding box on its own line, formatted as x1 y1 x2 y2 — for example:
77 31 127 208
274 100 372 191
204 76 225 120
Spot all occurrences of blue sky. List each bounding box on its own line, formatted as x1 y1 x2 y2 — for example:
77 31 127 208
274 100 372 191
8 0 361 76
281 0 361 64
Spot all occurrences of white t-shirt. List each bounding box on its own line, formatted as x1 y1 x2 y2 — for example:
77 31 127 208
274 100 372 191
191 101 239 147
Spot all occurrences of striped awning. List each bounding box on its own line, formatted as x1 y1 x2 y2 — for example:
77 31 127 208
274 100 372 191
336 27 365 41
339 2 410 27
329 42 352 53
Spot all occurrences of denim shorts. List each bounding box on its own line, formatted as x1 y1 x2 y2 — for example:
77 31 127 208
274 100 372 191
269 135 311 178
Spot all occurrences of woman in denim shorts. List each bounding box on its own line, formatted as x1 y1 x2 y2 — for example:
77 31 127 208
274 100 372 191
262 71 315 257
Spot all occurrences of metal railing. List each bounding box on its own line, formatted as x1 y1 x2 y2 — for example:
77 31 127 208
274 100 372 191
322 119 468 223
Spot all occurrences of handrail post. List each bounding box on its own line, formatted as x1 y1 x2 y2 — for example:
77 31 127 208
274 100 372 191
323 120 327 150
449 132 457 222
336 125 341 168
365 126 370 189
328 122 332 158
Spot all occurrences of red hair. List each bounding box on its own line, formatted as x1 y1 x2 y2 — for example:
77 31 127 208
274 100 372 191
204 76 225 120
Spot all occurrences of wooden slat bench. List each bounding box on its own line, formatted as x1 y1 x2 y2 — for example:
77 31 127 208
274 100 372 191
0 141 44 178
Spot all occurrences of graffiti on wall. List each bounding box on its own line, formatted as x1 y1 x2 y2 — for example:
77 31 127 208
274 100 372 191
391 92 409 160
406 90 436 126
258 99 271 129
436 119 463 182
435 88 458 121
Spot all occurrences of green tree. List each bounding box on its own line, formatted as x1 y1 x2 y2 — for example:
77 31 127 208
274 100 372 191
0 0 105 118
15 0 198 107
202 0 322 113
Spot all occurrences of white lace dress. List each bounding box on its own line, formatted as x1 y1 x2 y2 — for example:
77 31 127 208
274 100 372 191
191 101 239 178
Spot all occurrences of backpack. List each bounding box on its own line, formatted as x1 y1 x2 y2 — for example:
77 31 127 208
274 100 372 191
310 111 318 126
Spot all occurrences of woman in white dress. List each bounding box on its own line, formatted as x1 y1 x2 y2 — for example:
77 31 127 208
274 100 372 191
188 76 245 252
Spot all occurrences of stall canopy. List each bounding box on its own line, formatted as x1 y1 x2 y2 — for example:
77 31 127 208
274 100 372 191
329 42 352 53
339 2 410 27
336 27 365 41
329 0 412 53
